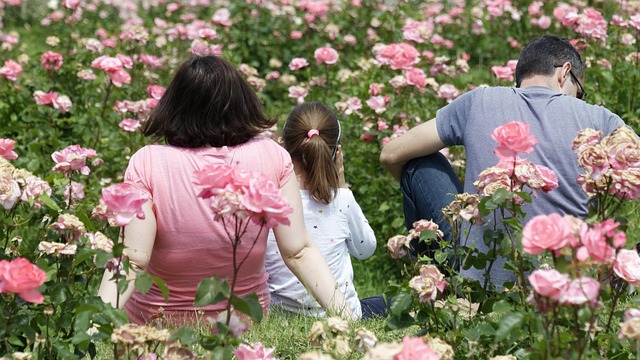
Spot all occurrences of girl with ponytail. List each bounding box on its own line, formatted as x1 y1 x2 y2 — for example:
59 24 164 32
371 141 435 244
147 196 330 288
265 102 387 319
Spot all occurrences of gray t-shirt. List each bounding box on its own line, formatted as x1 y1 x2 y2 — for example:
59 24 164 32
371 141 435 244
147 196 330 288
436 86 625 287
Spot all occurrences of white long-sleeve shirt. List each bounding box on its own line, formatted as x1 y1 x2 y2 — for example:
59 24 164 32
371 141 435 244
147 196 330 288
265 188 377 319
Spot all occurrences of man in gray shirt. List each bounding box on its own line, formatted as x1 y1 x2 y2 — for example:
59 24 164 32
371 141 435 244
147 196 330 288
380 34 626 287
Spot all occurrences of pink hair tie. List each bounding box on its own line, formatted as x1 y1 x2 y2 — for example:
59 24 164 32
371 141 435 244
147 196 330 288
306 129 320 142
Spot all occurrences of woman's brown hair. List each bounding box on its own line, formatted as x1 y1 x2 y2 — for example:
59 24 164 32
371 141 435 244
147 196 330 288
282 102 340 204
142 56 276 148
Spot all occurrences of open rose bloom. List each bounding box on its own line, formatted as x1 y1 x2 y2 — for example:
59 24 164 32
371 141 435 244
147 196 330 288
0 257 47 304
99 183 149 227
574 126 640 200
193 164 292 229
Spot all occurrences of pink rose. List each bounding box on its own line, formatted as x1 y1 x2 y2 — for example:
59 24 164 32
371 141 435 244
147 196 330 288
405 68 427 92
139 54 163 69
491 65 514 82
147 85 166 100
288 58 309 71
21 176 52 209
576 224 615 264
522 214 574 254
376 43 420 70
394 336 440 360
51 144 97 176
0 257 47 303
614 249 640 286
242 174 293 228
233 342 276 360
408 265 447 303
0 176 21 210
0 138 18 160
290 30 303 39
366 96 387 114
436 83 460 101
100 183 149 226
211 8 232 27
108 69 132 87
528 269 569 301
492 121 538 158
119 118 141 132
52 95 72 113
193 164 236 199
0 60 22 82
288 86 308 104
314 47 339 65
387 235 408 259
33 90 59 106
559 277 600 306
40 51 63 71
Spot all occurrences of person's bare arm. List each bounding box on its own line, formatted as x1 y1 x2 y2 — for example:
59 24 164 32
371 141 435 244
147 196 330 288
273 176 353 319
379 119 446 181
98 200 157 309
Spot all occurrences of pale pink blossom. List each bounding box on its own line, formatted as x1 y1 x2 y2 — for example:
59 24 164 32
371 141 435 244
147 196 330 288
119 118 141 132
0 257 47 304
0 139 18 160
614 249 640 286
559 277 601 307
289 58 309 71
408 265 447 303
389 75 407 89
38 241 77 256
436 83 460 101
21 176 52 209
290 30 303 39
576 222 616 264
51 144 97 176
52 95 72 113
0 176 20 210
366 96 387 114
0 60 22 82
314 47 339 65
147 85 165 100
211 8 232 27
387 235 408 259
394 336 440 360
40 51 63 70
64 180 85 206
288 86 308 104
139 54 163 69
100 183 149 227
528 268 570 301
50 213 86 241
233 342 276 360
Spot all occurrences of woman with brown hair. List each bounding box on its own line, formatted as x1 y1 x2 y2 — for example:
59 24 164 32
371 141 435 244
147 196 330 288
265 102 388 319
97 57 352 324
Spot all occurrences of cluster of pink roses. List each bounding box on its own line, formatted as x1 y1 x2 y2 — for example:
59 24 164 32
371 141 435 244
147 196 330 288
1 147 52 210
573 126 640 201
372 42 432 94
193 164 293 228
491 60 518 82
474 122 558 198
387 219 443 260
40 51 64 71
0 59 22 82
523 212 640 310
0 257 47 304
33 90 73 113
51 144 98 176
91 54 133 87
117 85 165 132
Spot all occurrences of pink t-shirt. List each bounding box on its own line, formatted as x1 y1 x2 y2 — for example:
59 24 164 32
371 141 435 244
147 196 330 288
122 137 293 325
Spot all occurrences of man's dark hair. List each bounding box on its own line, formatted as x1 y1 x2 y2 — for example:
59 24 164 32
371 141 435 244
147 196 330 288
142 56 276 148
515 34 584 87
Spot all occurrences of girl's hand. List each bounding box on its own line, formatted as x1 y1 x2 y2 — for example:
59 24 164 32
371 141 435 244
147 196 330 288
335 145 347 188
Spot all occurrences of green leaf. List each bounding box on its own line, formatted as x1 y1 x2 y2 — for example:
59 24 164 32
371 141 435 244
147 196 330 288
72 248 96 267
168 327 197 345
434 250 448 264
75 209 97 232
386 313 415 330
135 273 153 294
492 300 512 314
39 193 61 211
152 275 171 302
495 313 524 342
50 285 70 305
193 276 230 307
230 293 263 323
389 292 413 317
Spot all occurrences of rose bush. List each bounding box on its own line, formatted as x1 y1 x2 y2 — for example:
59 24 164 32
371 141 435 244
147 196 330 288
0 0 638 358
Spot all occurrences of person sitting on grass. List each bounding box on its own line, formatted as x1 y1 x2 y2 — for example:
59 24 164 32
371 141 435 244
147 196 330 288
265 102 388 319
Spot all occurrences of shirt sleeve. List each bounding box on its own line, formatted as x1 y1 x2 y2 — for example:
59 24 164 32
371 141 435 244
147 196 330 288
435 88 479 146
341 189 376 260
124 146 153 198
271 140 294 188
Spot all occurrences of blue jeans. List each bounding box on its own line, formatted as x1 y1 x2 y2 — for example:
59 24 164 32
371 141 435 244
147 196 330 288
400 153 463 257
360 295 389 319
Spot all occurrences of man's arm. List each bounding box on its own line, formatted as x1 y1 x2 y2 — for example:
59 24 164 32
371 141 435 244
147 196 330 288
379 119 447 181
